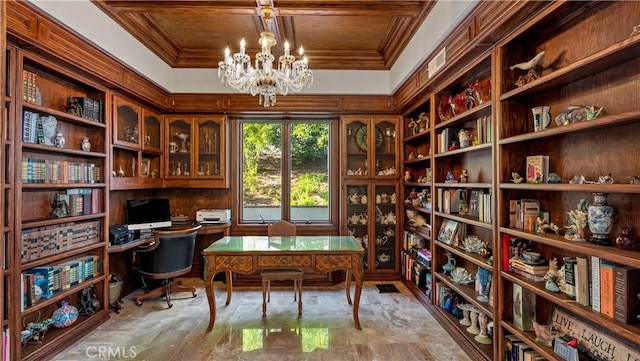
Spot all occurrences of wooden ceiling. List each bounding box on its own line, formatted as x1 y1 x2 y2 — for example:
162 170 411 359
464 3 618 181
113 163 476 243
92 0 436 70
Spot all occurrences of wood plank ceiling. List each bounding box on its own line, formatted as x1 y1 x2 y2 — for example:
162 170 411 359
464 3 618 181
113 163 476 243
92 0 436 70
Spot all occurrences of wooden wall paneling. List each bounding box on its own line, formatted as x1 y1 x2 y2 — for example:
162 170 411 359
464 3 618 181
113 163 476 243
5 2 38 43
341 96 396 113
222 94 343 112
168 93 224 112
121 69 170 109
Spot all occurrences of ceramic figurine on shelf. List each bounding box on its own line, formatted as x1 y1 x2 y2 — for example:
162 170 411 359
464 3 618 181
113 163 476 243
445 171 456 183
547 172 561 183
511 51 545 87
442 252 456 275
459 129 472 148
615 226 640 251
460 169 468 183
511 172 524 183
626 175 640 184
565 198 588 241
533 322 562 347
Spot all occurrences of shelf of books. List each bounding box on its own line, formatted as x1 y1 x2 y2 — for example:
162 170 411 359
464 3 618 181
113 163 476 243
495 2 640 361
9 49 111 360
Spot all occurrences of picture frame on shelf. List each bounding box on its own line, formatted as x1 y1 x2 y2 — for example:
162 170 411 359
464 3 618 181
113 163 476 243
141 158 150 178
437 219 459 245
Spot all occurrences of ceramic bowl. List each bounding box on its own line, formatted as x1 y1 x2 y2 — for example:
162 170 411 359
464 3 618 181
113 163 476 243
522 251 541 263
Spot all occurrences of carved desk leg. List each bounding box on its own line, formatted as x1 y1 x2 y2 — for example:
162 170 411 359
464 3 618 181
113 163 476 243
225 271 232 305
352 254 364 330
204 255 217 332
345 271 352 305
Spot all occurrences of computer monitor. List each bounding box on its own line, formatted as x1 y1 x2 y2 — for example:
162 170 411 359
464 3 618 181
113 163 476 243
125 198 172 231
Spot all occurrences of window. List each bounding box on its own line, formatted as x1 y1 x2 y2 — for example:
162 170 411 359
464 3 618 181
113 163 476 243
239 118 334 223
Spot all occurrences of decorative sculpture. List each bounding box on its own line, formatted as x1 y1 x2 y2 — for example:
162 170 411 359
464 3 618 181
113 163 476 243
511 51 545 87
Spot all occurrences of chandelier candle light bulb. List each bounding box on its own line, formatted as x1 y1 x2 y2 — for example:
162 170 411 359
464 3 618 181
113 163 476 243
218 6 313 107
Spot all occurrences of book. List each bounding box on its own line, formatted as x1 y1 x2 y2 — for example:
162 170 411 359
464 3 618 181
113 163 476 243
512 342 528 361
519 199 540 231
575 256 590 306
523 350 543 361
563 257 577 300
613 264 640 323
513 283 536 331
468 189 482 218
599 261 615 318
591 256 601 312
504 335 521 361
526 155 549 184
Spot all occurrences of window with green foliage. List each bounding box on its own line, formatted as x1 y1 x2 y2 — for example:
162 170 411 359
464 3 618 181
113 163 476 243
240 118 332 223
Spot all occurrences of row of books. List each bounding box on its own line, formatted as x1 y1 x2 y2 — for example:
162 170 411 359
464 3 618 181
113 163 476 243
436 118 492 154
588 257 639 324
22 70 38 104
436 188 492 223
22 111 52 145
509 199 541 230
67 96 104 123
60 188 103 216
22 255 100 309
401 251 430 288
21 158 103 184
21 220 101 262
504 335 545 361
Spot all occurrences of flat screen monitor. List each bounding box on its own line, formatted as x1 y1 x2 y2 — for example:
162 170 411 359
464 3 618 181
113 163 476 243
125 198 172 231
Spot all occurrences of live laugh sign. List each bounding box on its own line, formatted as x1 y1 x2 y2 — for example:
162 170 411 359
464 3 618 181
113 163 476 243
551 308 639 361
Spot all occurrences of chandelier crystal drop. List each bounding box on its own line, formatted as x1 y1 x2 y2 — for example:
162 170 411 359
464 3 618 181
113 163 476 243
217 7 313 107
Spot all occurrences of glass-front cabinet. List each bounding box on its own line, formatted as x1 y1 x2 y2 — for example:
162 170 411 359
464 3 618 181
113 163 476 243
342 116 399 179
111 95 163 189
342 181 399 273
165 115 227 188
341 115 401 275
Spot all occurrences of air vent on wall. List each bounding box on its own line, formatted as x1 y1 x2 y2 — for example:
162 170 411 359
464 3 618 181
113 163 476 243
428 47 446 78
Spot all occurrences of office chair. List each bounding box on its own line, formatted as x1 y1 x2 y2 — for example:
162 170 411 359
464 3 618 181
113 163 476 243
261 220 303 317
134 225 202 308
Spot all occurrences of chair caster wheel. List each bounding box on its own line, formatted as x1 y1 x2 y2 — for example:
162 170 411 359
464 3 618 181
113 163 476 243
136 301 143 306
192 292 197 298
168 303 173 308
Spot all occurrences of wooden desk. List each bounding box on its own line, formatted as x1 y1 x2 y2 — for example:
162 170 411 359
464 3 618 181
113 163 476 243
203 235 365 331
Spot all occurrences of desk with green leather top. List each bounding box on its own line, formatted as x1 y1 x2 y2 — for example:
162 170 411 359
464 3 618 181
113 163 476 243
202 235 365 331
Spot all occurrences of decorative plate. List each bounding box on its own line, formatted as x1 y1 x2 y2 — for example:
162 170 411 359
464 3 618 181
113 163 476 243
355 126 383 152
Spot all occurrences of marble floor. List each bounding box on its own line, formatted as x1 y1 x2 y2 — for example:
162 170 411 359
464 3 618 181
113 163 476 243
55 280 472 361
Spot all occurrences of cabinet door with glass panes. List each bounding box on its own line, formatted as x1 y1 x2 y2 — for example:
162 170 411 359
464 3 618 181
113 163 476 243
194 115 225 179
372 182 399 273
341 116 400 180
165 116 194 179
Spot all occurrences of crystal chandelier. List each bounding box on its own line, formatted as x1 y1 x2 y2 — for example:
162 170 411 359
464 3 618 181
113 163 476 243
217 7 313 107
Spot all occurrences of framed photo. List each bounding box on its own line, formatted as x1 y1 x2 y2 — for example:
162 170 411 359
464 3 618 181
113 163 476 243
437 219 459 245
141 158 150 177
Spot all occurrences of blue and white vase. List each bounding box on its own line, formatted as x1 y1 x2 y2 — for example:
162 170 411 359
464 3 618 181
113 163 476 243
587 193 614 246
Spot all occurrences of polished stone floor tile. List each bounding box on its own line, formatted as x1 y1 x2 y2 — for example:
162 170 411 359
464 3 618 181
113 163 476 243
54 280 472 361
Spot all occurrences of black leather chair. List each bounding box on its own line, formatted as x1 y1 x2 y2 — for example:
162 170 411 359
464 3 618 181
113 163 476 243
134 225 202 308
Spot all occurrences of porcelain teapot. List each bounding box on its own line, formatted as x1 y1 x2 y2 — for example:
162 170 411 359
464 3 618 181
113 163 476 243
349 193 360 204
349 213 360 225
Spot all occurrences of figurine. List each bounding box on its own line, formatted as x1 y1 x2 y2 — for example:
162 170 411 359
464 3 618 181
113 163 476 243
565 199 588 241
597 173 614 184
511 51 545 87
511 172 524 183
536 217 560 234
547 172 561 183
458 129 472 148
533 322 563 347
568 175 585 184
49 194 69 218
81 137 91 152
54 132 66 148
445 171 456 183
555 105 602 126
460 169 468 183
586 106 603 120
626 175 640 184
67 96 83 117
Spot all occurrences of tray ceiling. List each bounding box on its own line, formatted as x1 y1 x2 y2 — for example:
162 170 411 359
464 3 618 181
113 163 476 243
92 0 436 70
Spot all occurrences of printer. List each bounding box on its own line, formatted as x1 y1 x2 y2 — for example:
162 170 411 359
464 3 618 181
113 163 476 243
196 209 231 224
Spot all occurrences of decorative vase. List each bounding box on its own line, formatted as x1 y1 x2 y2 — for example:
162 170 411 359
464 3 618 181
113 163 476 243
466 308 480 334
458 304 472 326
615 226 640 251
474 312 492 344
587 193 614 246
51 300 79 328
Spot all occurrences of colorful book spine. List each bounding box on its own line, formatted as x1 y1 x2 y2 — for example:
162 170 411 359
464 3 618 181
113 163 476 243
599 261 615 318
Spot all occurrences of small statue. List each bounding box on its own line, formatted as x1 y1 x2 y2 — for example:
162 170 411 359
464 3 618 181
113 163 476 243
442 252 456 275
511 172 524 183
458 129 472 148
547 172 561 183
67 96 83 117
586 106 604 120
568 174 585 184
54 132 66 148
511 51 545 87
49 194 69 218
565 199 588 241
533 322 563 347
460 169 468 183
597 173 614 184
445 171 456 183
626 175 640 184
